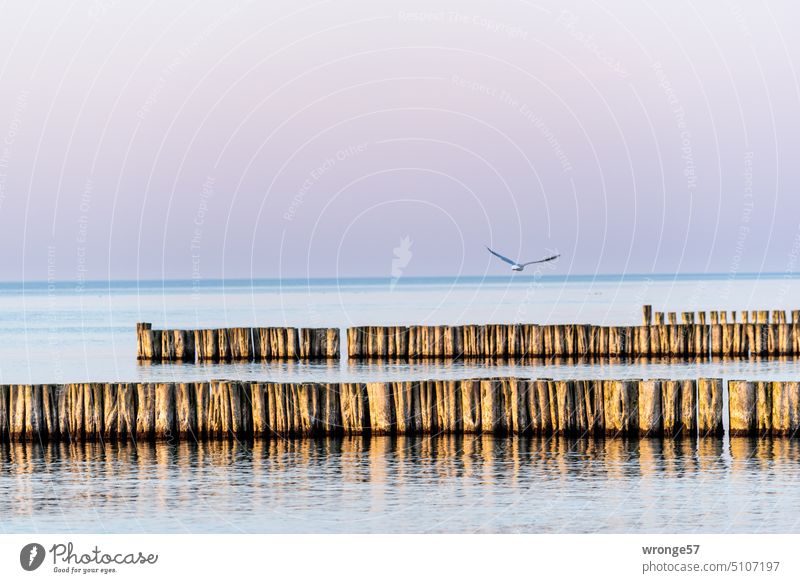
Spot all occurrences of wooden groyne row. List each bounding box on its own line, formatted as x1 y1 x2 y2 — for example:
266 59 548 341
729 380 800 436
136 323 340 361
346 306 800 359
0 377 733 442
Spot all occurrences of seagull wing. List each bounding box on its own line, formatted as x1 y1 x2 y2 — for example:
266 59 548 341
520 253 561 267
486 246 517 266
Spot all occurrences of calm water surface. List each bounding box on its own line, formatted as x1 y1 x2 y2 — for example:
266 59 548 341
2 436 800 534
2 275 800 533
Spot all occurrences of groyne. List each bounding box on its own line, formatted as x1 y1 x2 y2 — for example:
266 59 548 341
5 376 790 443
346 306 800 359
136 323 340 361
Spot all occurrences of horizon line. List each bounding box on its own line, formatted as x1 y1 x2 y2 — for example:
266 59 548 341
1 271 798 286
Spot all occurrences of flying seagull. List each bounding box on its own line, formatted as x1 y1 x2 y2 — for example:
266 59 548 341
486 246 560 271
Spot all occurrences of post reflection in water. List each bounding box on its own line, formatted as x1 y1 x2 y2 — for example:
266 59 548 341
2 435 800 533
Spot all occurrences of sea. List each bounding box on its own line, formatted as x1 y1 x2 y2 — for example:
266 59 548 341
1 273 800 533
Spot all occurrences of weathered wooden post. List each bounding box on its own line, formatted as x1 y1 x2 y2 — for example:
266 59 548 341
481 378 509 434
710 324 723 356
642 305 652 326
365 382 395 434
136 383 156 440
638 379 663 436
681 379 697 435
340 382 368 434
509 378 529 434
755 381 771 435
436 380 461 433
201 329 219 361
175 382 197 438
296 383 319 436
0 385 8 442
319 383 341 434
84 383 104 440
604 379 638 436
192 382 209 438
155 382 176 439
392 381 417 434
698 378 723 436
527 379 551 434
460 378 482 432
554 380 575 435
728 380 756 436
217 329 232 361
661 380 681 436
419 379 439 432
772 381 800 437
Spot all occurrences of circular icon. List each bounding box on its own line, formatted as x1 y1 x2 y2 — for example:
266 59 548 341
20 543 46 571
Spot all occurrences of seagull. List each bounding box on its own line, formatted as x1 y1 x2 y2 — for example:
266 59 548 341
486 246 560 271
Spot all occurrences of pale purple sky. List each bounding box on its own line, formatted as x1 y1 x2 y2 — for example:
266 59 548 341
0 0 798 281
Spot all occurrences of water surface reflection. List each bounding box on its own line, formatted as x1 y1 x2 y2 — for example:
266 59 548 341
2 435 800 533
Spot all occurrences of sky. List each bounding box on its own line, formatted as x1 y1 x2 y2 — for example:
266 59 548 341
0 0 798 282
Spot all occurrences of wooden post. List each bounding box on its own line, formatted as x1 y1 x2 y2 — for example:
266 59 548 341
573 379 589 434
161 330 175 361
365 382 395 435
232 381 253 436
194 382 210 438
638 379 663 436
0 385 8 442
201 329 218 361
642 305 652 326
509 378 530 434
680 379 697 435
102 383 118 440
698 378 723 436
554 380 575 435
435 380 460 432
217 329 232 362
728 380 756 436
176 382 197 438
392 381 418 434
722 324 735 356
250 382 268 437
710 324 723 356
339 382 367 433
527 379 551 434
84 383 104 440
777 324 791 355
9 385 25 440
296 383 319 436
661 380 680 436
318 383 340 434
588 380 605 434
460 379 482 432
419 379 439 432
480 378 509 434
772 381 800 437
136 383 155 440
40 384 59 440
603 380 638 436
155 382 176 439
